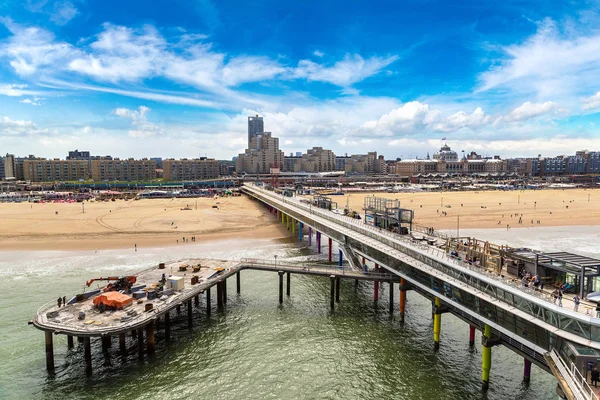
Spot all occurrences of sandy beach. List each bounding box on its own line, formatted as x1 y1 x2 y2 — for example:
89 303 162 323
339 188 600 230
0 196 287 251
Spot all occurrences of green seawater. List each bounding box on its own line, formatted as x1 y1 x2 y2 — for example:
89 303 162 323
0 237 558 400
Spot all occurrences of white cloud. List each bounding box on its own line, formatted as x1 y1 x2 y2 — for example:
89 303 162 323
50 1 79 26
19 97 42 106
503 101 559 122
582 92 600 110
433 107 490 132
0 84 28 96
313 50 324 57
113 105 163 138
0 116 38 135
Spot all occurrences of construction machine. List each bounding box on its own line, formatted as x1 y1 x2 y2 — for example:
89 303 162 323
85 276 137 292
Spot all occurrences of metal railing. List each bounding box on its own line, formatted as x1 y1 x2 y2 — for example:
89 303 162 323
548 348 598 400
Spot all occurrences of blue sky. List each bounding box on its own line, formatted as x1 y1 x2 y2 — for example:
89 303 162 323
1 0 600 160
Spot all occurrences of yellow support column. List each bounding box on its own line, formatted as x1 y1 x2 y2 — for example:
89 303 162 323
482 324 492 391
292 218 295 234
433 297 441 350
281 212 284 224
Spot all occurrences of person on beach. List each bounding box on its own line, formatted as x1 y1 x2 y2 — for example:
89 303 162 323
573 295 580 312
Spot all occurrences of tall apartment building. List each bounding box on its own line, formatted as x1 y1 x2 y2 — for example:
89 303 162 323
236 132 284 174
247 115 264 148
162 158 219 180
91 159 156 181
335 155 351 171
344 152 380 174
4 154 15 179
0 155 5 180
23 159 90 182
283 155 302 172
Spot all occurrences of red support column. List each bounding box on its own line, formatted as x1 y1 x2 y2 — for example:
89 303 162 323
469 325 476 347
328 238 333 262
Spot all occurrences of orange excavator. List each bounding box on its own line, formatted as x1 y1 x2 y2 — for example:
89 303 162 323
86 276 137 292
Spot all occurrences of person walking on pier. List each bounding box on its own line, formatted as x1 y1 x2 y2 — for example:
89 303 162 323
557 289 563 307
57 297 62 308
573 295 581 312
591 368 599 388
552 289 559 305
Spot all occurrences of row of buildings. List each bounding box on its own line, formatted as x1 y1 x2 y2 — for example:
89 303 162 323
0 153 221 182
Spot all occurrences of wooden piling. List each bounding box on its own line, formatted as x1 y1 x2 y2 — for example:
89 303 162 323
44 331 54 373
278 271 284 304
335 277 340 302
137 328 144 358
236 271 241 294
206 287 211 316
146 322 155 354
286 272 291 296
216 282 224 309
330 275 335 311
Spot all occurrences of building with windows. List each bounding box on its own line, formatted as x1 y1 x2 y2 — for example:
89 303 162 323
162 158 219 180
91 159 156 181
23 159 90 182
247 115 264 148
66 149 91 160
236 132 284 174
4 154 15 179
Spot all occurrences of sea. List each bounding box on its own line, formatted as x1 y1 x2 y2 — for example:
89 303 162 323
1 225 597 400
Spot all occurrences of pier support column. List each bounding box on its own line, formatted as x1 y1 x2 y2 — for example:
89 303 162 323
194 294 199 307
292 218 295 234
278 271 284 304
222 279 227 305
164 311 171 341
481 324 492 391
523 359 532 383
338 249 343 267
236 271 241 294
374 264 380 302
206 287 211 316
328 238 333 262
67 335 74 349
216 282 224 309
131 329 137 339
433 297 441 350
84 337 92 374
469 325 476 347
399 278 407 322
308 227 312 246
335 277 341 302
146 322 155 354
286 272 291 296
44 331 54 373
176 304 181 315
281 212 284 224
119 333 126 352
298 222 303 241
101 335 111 352
137 328 144 358
389 282 394 315
78 336 84 343
317 232 321 253
330 275 335 311
187 300 193 327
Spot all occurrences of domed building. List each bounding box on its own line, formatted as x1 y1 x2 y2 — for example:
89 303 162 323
433 143 459 162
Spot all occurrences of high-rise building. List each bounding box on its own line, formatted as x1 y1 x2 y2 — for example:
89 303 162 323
162 158 219 180
4 154 15 179
247 115 264 148
236 132 284 174
0 156 5 180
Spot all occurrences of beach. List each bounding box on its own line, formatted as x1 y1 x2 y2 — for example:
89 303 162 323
0 196 286 251
340 188 600 230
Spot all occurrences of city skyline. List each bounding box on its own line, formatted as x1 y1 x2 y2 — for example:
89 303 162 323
2 1 600 159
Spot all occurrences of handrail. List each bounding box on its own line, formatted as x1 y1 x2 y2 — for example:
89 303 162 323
549 348 597 400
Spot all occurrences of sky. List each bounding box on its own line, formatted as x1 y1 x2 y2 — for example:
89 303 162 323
1 0 600 160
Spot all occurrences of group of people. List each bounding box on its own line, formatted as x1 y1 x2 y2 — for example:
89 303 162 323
56 296 67 307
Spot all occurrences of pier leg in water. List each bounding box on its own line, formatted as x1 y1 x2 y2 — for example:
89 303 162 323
222 279 227 305
67 335 74 349
317 232 321 253
328 238 333 262
278 271 284 304
236 271 241 294
374 264 380 302
131 329 137 339
286 272 291 296
433 297 441 350
77 336 84 344
469 325 476 347
338 249 343 267
137 328 144 359
298 222 303 241
330 275 335 311
523 359 532 384
119 333 126 352
216 282 224 309
84 337 92 374
45 331 54 373
482 324 492 391
187 300 193 327
101 335 111 352
176 304 181 315
389 282 394 315
164 311 171 341
292 218 295 234
194 294 199 307
146 322 155 354
399 278 407 323
206 287 211 316
281 212 284 224
308 227 312 246
335 277 340 302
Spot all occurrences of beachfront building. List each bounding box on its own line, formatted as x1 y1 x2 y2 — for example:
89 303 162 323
283 154 302 172
236 132 284 174
4 154 15 179
162 158 219 181
335 155 351 171
247 115 264 148
0 155 4 180
285 147 337 172
66 149 90 160
23 159 90 182
344 152 385 174
91 159 156 182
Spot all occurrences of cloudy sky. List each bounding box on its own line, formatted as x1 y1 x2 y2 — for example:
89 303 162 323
1 0 600 160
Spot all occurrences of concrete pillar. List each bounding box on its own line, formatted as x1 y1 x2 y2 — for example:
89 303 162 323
482 324 492 391
146 322 155 354
335 277 340 302
216 282 224 309
278 271 284 304
523 358 532 383
67 335 74 349
317 232 321 253
131 329 137 339
84 336 92 374
286 272 291 296
187 300 193 327
194 294 199 307
338 249 343 267
299 222 303 241
469 325 476 347
223 279 227 305
328 238 333 262
137 328 144 358
433 297 441 350
206 287 211 316
374 280 379 301
77 336 84 343
330 275 335 311
281 212 284 224
308 227 312 246
44 331 54 373
389 282 394 315
176 304 181 315
119 333 126 352
164 311 171 341
236 271 241 294
399 278 407 323
101 335 111 352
